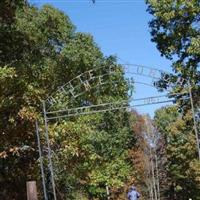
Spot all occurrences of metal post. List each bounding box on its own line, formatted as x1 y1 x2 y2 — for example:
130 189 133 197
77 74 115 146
43 101 57 200
35 120 48 200
189 82 200 160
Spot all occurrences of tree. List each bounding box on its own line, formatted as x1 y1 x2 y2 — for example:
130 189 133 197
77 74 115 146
146 2 200 198
49 111 135 199
154 106 200 200
0 1 136 199
146 0 200 76
146 0 200 105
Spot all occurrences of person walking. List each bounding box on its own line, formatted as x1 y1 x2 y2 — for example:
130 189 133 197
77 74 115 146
127 186 141 200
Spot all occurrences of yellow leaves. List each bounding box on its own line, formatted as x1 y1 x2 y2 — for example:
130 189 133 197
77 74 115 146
66 144 80 157
189 160 200 183
0 151 8 158
0 146 20 159
187 36 200 56
148 0 176 20
8 117 15 123
23 84 44 106
184 111 193 121
18 106 37 122
89 153 102 161
9 146 20 155
0 66 17 81
175 185 182 192
0 66 17 94
162 10 175 21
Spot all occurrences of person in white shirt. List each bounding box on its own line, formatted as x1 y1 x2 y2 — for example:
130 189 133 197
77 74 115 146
127 186 141 200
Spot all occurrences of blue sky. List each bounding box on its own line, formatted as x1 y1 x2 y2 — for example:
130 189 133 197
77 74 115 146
30 0 173 116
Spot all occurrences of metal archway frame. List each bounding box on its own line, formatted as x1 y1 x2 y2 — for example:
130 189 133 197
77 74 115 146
45 64 186 110
36 64 199 200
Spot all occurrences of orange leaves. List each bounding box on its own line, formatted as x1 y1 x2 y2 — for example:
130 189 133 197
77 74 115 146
0 146 20 159
9 146 20 154
18 106 37 122
0 151 7 158
132 112 145 137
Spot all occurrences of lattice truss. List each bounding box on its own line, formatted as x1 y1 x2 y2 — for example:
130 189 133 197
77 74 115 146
37 64 199 200
45 64 189 120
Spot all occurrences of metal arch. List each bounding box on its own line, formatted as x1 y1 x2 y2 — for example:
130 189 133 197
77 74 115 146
121 63 188 87
125 63 189 88
38 64 195 200
46 92 185 115
46 100 175 120
45 65 115 108
45 91 189 120
45 64 188 111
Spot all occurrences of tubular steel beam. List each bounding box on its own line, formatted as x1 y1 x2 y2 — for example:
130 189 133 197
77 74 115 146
43 101 57 200
35 120 48 200
46 92 189 120
46 99 174 120
189 82 200 160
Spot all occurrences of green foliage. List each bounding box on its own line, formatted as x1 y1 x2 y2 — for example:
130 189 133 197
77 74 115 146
147 1 200 198
154 106 200 199
147 0 200 106
0 1 136 199
48 110 134 199
147 0 200 62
